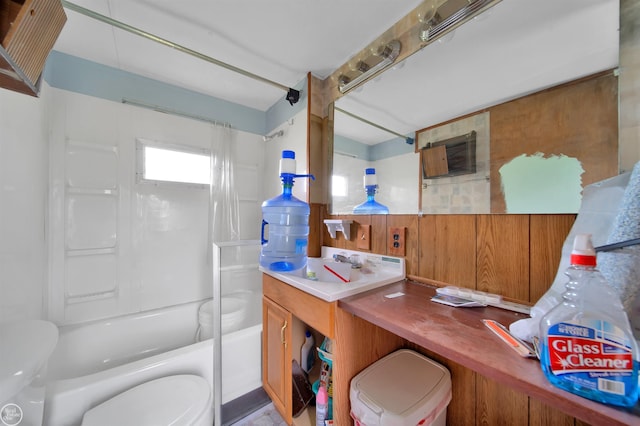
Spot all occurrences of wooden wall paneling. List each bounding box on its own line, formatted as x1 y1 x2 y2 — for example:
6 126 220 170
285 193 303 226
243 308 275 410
308 114 325 205
407 344 477 426
307 74 330 206
440 363 476 426
321 115 332 205
418 215 437 279
343 215 360 251
528 214 575 303
386 215 418 275
489 72 618 213
307 203 323 258
370 214 387 254
528 398 576 426
418 215 477 288
476 375 529 426
308 73 327 120
308 74 331 253
476 215 530 301
334 308 404 426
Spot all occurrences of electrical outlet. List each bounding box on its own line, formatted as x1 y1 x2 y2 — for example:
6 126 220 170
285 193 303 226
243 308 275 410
388 226 406 256
356 224 371 250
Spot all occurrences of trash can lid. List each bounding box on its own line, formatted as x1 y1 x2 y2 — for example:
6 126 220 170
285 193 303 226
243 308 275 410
350 349 451 421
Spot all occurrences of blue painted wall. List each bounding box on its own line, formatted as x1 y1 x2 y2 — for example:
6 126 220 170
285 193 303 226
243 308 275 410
44 51 306 136
334 134 415 161
44 52 411 161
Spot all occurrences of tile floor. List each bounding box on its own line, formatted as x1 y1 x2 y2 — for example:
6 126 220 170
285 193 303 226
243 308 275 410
230 403 287 426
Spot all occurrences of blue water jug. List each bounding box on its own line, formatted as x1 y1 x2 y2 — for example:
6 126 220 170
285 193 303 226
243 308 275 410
260 150 314 272
353 168 389 214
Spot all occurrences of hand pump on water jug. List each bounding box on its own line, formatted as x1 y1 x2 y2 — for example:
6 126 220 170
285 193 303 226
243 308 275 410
353 168 389 214
260 150 314 272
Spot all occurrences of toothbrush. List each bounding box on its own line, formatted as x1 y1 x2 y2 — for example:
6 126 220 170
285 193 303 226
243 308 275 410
323 264 350 282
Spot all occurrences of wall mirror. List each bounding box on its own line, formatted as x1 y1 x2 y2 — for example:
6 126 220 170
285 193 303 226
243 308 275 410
331 0 619 215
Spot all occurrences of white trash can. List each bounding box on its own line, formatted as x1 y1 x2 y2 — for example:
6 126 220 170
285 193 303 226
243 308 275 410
350 349 451 426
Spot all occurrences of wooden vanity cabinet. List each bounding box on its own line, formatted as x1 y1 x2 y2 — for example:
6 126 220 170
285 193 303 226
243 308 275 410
262 295 293 423
262 274 336 425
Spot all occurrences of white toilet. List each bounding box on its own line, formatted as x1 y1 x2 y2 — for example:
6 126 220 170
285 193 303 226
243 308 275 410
81 374 213 426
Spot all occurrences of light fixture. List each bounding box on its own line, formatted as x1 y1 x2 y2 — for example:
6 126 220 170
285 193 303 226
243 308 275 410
338 40 401 94
418 0 498 43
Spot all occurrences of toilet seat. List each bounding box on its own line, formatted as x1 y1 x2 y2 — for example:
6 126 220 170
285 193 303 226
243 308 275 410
81 375 211 426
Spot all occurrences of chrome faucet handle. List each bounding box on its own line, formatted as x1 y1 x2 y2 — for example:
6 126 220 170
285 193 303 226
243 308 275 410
348 254 362 269
332 253 363 268
333 254 349 263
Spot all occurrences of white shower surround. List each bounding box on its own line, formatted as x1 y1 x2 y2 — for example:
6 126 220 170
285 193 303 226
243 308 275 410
1 83 308 423
46 88 295 324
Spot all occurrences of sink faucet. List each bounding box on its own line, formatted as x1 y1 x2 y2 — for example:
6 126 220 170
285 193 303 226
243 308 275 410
333 254 362 269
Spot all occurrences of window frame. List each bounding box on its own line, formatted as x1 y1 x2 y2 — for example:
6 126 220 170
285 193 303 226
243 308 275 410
136 138 211 188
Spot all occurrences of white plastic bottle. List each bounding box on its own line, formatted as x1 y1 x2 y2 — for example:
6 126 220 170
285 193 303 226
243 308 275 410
315 385 328 426
301 330 315 373
539 233 639 407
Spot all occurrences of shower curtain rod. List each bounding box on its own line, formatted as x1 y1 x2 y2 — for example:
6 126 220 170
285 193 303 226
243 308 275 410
334 106 414 144
122 98 231 127
61 1 296 97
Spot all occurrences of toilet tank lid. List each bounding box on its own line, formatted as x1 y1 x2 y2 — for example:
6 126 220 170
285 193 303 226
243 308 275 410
81 375 211 426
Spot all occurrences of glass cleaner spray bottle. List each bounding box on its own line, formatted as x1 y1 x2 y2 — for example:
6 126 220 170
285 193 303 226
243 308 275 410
539 234 639 407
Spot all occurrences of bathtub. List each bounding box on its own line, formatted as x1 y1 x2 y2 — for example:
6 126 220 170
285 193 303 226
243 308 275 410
44 298 263 426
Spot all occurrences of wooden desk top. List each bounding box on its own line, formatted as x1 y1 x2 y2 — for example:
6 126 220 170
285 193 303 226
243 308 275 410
338 280 640 426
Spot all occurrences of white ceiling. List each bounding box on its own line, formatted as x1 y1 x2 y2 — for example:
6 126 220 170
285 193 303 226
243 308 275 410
53 0 619 143
53 0 423 111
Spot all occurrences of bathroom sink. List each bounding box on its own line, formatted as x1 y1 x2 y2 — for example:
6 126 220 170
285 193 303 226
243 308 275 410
0 320 58 403
260 247 405 302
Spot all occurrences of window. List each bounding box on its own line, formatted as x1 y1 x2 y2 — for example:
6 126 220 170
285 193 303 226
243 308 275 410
332 175 348 197
137 139 210 185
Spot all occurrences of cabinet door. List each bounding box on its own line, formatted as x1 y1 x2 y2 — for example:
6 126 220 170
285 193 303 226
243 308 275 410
262 296 293 424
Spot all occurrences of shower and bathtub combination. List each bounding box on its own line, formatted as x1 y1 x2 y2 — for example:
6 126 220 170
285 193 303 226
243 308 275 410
41 241 263 425
0 80 282 424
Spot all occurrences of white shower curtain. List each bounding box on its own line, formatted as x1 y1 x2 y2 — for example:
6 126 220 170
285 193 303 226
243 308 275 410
208 123 241 425
209 123 240 243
